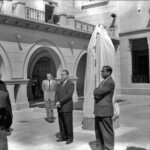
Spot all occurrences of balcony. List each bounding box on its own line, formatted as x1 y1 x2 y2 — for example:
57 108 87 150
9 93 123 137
0 3 119 41
25 7 95 33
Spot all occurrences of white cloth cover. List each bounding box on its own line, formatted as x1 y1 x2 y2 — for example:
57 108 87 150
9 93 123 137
83 25 119 118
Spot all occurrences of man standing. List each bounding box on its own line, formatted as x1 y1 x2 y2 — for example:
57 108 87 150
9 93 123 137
0 90 9 150
42 73 57 123
93 66 115 150
55 70 74 145
0 70 13 132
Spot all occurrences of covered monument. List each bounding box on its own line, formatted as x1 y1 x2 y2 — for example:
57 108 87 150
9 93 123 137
83 24 119 129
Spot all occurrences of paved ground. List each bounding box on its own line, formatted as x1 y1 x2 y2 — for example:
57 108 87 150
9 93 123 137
7 95 150 150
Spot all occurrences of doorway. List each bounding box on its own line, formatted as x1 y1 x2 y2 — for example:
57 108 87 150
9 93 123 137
131 38 149 83
45 4 54 22
28 56 56 101
76 54 87 97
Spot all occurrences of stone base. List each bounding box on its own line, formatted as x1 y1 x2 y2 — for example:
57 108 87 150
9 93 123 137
82 117 95 130
16 102 29 110
73 95 78 102
82 117 120 130
11 103 17 110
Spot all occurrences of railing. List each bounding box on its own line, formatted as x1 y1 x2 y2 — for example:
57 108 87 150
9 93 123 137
132 75 149 83
25 7 95 33
75 20 95 33
25 7 45 21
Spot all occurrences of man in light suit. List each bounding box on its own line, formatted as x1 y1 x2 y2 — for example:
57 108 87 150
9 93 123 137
93 66 115 150
55 70 75 145
42 73 57 123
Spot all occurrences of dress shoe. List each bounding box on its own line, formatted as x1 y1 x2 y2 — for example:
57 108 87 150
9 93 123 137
57 139 67 142
66 140 73 144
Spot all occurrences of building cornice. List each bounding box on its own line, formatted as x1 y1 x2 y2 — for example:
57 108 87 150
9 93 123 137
4 79 29 85
0 13 92 40
119 28 150 37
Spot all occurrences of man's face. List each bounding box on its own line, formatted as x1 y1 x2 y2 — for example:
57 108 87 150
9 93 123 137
101 67 110 79
61 71 68 81
47 74 52 80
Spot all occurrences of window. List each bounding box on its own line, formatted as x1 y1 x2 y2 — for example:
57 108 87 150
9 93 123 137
45 4 54 22
130 38 149 83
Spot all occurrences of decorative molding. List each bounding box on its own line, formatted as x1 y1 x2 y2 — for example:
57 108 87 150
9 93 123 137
4 79 29 85
43 0 58 6
82 0 109 9
16 35 23 51
0 13 91 40
68 41 74 55
120 28 150 37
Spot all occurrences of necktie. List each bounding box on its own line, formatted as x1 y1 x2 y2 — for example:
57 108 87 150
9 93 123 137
49 80 50 91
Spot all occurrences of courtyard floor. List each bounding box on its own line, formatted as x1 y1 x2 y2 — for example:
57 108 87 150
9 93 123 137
7 95 150 150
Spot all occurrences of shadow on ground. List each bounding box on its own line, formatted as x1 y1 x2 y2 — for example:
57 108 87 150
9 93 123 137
89 141 99 150
126 146 147 150
55 132 61 139
29 98 84 110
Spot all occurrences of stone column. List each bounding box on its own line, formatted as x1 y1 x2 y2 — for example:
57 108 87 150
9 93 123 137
1 0 12 15
12 2 26 18
67 15 75 28
16 81 29 110
5 84 17 110
59 13 67 26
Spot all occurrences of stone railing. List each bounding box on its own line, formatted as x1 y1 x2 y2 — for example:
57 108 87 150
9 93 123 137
1 0 95 33
25 7 45 21
75 20 95 32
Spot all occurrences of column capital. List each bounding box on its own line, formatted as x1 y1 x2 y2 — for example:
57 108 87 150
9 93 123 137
4 79 29 85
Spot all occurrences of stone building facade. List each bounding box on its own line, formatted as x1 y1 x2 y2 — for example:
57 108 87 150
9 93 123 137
0 0 150 110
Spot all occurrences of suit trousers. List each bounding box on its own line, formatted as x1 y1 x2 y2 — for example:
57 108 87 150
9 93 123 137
58 112 73 141
95 116 114 150
45 101 55 121
0 129 8 150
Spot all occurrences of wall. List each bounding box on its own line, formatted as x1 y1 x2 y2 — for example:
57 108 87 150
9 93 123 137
0 23 89 79
119 1 150 33
74 1 119 29
120 31 150 95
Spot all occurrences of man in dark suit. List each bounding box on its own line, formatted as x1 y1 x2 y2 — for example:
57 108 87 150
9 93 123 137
0 71 13 131
55 70 75 144
93 66 115 150
0 90 11 150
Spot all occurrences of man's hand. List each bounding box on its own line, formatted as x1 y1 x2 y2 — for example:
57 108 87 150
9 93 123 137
112 103 120 121
55 102 61 108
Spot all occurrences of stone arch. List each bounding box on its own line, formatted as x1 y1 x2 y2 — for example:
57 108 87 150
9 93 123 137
74 50 87 97
0 44 12 79
73 50 87 77
23 39 66 79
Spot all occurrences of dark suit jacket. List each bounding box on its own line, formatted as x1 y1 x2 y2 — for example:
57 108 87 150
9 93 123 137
93 76 115 117
55 79 74 112
0 90 13 129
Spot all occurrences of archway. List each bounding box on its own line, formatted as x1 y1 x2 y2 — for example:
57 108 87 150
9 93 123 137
0 44 12 79
76 54 87 97
27 49 57 101
0 55 5 79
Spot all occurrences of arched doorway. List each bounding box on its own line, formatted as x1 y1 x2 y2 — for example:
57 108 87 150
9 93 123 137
27 51 57 101
76 54 87 97
0 55 6 80
31 57 56 99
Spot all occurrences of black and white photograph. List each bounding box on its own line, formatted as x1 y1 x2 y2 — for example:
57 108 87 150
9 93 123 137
0 0 150 150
